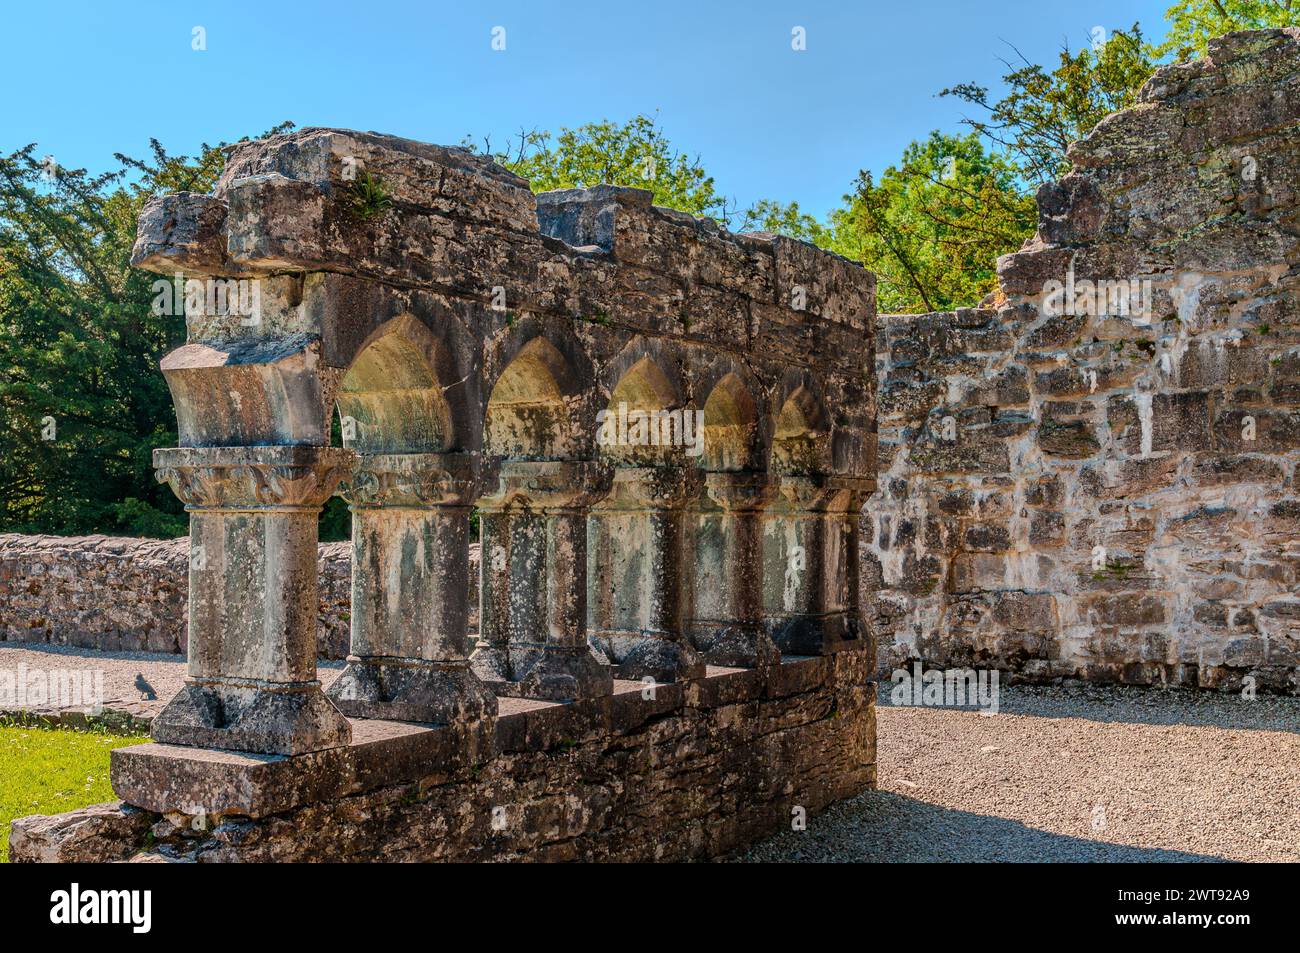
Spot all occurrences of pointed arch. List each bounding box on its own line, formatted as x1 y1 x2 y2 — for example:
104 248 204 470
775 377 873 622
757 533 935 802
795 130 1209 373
484 336 577 459
600 355 689 464
700 372 759 471
336 314 453 454
772 384 831 475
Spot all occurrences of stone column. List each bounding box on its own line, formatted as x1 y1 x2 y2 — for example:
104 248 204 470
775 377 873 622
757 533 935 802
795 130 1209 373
152 445 355 756
471 460 612 701
588 466 705 682
326 452 497 725
686 471 780 667
762 475 872 656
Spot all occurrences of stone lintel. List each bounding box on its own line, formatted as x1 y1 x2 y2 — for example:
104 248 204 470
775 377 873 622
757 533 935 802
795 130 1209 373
111 653 857 819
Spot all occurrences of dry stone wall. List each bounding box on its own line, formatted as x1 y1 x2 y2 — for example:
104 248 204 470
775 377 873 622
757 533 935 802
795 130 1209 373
0 533 477 659
866 29 1300 693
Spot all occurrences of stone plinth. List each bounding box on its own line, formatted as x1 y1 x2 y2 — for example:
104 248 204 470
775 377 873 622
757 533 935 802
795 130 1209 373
9 651 875 863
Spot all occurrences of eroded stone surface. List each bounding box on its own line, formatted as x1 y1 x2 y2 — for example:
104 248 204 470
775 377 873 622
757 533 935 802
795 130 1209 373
131 124 876 751
867 29 1300 693
10 654 875 863
8 801 154 864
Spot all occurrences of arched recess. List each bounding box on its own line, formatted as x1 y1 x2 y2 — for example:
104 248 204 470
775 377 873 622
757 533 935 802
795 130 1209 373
771 384 832 475
484 336 578 460
700 372 760 472
325 315 494 725
600 355 689 465
588 353 705 680
335 314 454 454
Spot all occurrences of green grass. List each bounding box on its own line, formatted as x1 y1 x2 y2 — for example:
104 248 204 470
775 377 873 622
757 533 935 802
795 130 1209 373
0 721 148 862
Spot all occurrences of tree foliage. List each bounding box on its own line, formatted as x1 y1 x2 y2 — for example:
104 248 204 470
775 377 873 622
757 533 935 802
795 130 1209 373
467 113 732 221
940 25 1156 185
1158 0 1300 61
747 133 1035 314
0 126 291 537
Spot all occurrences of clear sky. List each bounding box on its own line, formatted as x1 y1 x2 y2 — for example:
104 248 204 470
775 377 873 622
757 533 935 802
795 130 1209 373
4 0 1173 218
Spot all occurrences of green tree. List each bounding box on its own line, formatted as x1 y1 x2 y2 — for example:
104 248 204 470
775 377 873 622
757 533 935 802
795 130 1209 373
941 25 1156 184
740 199 829 245
469 114 732 220
1158 0 1300 60
746 133 1035 314
0 127 291 538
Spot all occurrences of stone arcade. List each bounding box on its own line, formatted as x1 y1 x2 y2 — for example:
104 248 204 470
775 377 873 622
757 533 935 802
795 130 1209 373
11 128 880 861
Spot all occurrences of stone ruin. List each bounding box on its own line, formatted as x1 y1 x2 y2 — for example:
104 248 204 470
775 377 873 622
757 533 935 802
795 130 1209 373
11 125 880 861
13 26 1300 863
869 28 1300 693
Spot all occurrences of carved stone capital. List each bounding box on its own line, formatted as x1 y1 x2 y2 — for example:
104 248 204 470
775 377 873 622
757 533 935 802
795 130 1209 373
703 471 775 512
603 465 702 511
775 474 874 513
154 446 355 510
478 460 612 512
341 452 481 508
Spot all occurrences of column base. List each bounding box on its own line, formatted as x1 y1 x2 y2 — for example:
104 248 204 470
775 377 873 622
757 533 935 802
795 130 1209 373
689 622 781 668
152 679 352 756
767 611 865 656
471 643 613 702
590 630 707 682
325 658 499 725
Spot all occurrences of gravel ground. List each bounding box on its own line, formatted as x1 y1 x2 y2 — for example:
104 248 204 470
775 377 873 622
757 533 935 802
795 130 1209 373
0 643 342 722
7 644 1298 862
734 683 1300 862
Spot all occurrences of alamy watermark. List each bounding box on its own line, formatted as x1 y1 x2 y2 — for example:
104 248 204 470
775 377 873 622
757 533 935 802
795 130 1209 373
1042 256 1153 326
50 883 150 933
596 402 705 457
151 273 262 325
0 664 104 714
889 661 1000 716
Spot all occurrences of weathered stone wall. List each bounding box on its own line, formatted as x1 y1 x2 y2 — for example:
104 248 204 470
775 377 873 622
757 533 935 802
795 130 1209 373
0 533 477 659
9 652 875 863
866 29 1300 692
0 534 191 655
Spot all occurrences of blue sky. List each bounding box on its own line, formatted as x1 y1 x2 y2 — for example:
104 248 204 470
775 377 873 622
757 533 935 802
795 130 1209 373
4 0 1172 218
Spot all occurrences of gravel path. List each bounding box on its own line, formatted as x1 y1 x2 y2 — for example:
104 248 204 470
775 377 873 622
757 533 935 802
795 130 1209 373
7 644 1298 861
0 643 341 723
734 683 1300 862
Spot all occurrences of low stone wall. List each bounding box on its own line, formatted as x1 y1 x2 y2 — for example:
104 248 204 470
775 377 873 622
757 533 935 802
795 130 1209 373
9 651 875 863
0 533 482 660
865 30 1300 693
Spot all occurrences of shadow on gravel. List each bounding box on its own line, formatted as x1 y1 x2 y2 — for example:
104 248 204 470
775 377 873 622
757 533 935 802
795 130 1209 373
877 683 1300 735
730 791 1230 863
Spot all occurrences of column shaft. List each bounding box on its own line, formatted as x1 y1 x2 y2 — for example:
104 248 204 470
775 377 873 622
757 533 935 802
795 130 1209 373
762 475 870 655
152 445 354 756
588 466 704 681
327 452 496 725
471 460 612 701
686 471 780 667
